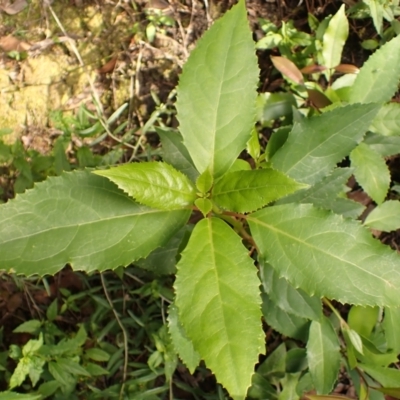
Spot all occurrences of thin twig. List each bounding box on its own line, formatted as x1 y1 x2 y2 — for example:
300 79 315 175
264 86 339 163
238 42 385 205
100 273 128 400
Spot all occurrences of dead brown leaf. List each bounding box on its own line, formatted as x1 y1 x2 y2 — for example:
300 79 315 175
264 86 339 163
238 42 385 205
0 35 31 52
97 56 118 74
0 0 27 14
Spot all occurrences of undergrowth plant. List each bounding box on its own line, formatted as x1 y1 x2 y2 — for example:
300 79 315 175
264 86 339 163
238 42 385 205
2 1 400 399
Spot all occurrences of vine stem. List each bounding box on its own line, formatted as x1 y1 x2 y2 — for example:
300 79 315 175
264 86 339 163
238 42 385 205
100 273 128 400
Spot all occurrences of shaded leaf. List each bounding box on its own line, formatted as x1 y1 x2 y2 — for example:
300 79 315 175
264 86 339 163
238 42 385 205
157 128 199 182
0 170 190 275
212 169 307 213
364 132 400 157
262 293 310 342
271 103 380 185
360 364 400 387
373 387 400 399
94 162 196 211
167 304 200 374
383 307 400 354
248 203 400 306
365 200 400 232
350 143 390 204
175 217 264 400
307 318 340 394
349 35 400 104
260 262 322 321
176 0 259 178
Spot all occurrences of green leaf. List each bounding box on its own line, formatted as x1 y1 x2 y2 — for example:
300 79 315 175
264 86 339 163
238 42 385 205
348 305 379 338
196 169 213 194
374 387 400 399
307 317 340 394
247 373 278 399
212 169 307 213
85 348 110 362
195 198 213 217
248 203 400 306
365 0 384 34
261 293 310 342
13 320 42 334
10 358 30 389
157 128 199 182
322 5 349 69
0 170 190 275
370 103 400 137
278 372 301 400
350 143 390 204
260 262 322 321
383 307 400 354
276 168 353 210
167 304 200 374
48 361 75 387
94 162 196 210
345 327 364 355
175 217 264 400
0 393 42 400
257 343 286 378
271 104 380 185
360 364 400 387
349 35 400 104
176 0 259 178
364 133 400 157
135 226 189 275
56 357 91 377
365 200 400 232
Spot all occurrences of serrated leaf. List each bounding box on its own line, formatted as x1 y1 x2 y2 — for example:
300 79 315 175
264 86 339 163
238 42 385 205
276 168 353 210
365 200 400 232
329 198 365 219
167 304 200 373
248 203 400 306
383 307 400 354
360 364 400 387
157 128 199 182
349 35 400 104
261 293 310 342
0 170 190 275
260 261 322 321
175 217 264 400
212 169 307 213
350 143 390 204
195 198 213 216
370 103 400 137
94 162 196 210
271 103 380 185
176 0 259 178
322 5 349 69
307 317 340 394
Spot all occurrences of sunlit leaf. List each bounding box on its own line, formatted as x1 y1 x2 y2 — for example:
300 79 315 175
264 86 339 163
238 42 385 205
365 200 400 232
94 162 196 210
175 217 264 400
248 203 400 306
0 171 190 275
271 103 380 184
176 0 258 178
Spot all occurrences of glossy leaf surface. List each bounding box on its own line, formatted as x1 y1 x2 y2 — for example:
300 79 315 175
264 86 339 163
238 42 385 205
365 200 400 232
212 169 307 213
248 204 400 306
307 318 340 394
349 35 400 104
176 0 258 178
94 162 196 210
271 103 380 184
175 217 264 400
350 143 389 204
0 171 190 275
